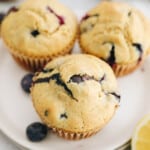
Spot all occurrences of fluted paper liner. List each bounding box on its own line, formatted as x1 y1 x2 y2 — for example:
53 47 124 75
52 127 101 140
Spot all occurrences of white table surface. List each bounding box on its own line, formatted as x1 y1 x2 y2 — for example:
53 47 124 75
0 133 20 150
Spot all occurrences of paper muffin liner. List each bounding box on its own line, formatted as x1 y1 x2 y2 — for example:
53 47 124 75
52 127 101 140
11 47 72 72
112 60 143 77
3 27 78 72
80 43 144 77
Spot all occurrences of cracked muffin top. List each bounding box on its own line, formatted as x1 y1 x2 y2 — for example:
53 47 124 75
1 0 78 57
79 1 150 65
31 54 120 133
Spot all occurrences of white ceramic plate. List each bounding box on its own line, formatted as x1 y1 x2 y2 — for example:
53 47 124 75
0 0 150 150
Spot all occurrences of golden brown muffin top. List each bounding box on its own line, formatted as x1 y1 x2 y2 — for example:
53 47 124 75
31 54 120 132
1 0 78 57
79 2 150 65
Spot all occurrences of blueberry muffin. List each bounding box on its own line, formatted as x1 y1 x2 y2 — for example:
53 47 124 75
1 0 78 71
31 54 120 140
79 1 150 77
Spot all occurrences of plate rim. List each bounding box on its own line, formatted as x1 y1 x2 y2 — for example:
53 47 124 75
0 0 150 149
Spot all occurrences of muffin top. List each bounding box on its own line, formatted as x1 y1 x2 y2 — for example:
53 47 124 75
31 54 120 132
1 0 77 57
79 1 150 65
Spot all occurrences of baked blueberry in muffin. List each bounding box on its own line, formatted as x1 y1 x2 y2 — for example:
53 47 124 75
31 54 120 140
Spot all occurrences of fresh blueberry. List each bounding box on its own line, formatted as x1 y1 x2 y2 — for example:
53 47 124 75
26 122 48 142
21 73 34 93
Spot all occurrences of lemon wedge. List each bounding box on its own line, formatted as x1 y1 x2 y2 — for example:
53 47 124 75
132 114 150 150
